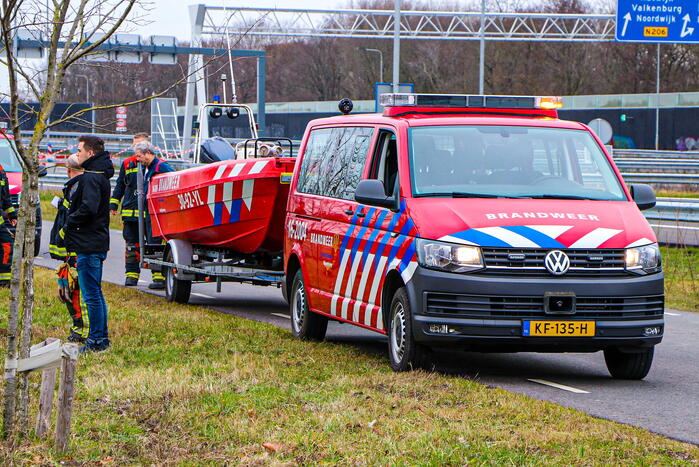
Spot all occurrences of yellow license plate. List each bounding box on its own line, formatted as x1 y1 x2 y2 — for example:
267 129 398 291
523 321 595 337
644 27 668 37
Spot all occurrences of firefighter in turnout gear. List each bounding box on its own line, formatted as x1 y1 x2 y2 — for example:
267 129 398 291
49 155 87 342
133 140 174 290
0 163 18 286
110 133 149 286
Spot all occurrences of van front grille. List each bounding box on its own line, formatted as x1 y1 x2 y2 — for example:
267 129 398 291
480 248 628 277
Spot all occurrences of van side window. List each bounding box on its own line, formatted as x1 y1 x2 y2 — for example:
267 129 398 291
369 131 398 196
297 126 372 200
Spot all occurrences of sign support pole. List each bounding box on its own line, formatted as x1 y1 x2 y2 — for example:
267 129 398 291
655 43 660 150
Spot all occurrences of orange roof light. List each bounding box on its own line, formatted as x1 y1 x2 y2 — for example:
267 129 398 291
535 96 563 110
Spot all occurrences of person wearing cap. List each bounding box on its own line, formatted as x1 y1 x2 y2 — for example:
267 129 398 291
133 141 174 290
49 155 87 342
0 162 18 286
110 132 149 286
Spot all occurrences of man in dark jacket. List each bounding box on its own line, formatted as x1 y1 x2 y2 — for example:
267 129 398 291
65 135 114 353
110 132 148 286
0 163 18 286
134 141 174 290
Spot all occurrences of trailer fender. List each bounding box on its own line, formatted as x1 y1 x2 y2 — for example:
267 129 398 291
166 239 196 280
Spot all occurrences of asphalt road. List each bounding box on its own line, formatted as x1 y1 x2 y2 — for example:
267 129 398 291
36 221 699 445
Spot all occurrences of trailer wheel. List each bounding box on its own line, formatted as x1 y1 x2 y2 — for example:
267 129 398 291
604 347 654 380
164 250 191 304
290 269 327 341
388 287 430 372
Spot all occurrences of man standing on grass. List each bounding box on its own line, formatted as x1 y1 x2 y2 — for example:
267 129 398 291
65 136 114 353
110 132 149 286
133 141 174 290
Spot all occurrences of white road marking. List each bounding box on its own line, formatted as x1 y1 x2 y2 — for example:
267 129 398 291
271 313 290 319
665 311 681 316
191 292 213 299
527 379 590 394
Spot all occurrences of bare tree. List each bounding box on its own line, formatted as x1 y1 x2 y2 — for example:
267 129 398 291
0 0 142 439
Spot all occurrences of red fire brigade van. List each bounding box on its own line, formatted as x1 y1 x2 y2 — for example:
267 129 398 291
284 94 663 379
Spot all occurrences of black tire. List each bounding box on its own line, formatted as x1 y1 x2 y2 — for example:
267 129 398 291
290 269 327 341
604 347 654 380
387 287 430 372
164 250 191 304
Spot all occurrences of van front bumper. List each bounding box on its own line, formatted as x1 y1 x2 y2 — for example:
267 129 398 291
405 266 664 352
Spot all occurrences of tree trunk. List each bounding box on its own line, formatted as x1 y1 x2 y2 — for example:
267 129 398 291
16 158 39 436
1 170 27 438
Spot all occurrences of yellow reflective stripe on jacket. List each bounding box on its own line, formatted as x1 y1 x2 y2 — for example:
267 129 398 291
61 200 70 209
58 228 65 239
125 272 140 279
121 209 140 217
109 198 120 206
0 180 5 186
125 167 138 175
5 206 15 214
49 244 68 256
0 272 11 280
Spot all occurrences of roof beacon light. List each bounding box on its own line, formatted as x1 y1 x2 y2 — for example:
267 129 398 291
379 93 562 110
535 96 563 110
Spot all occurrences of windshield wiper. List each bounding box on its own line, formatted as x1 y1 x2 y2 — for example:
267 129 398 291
416 192 506 198
527 194 599 200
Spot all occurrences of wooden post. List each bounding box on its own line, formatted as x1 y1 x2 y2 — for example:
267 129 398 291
35 338 59 437
55 344 79 452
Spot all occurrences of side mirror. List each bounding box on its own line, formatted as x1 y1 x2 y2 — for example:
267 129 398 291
630 183 656 210
355 179 397 209
38 166 47 177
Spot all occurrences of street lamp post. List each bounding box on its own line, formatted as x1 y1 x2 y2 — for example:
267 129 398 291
72 74 93 132
361 48 383 83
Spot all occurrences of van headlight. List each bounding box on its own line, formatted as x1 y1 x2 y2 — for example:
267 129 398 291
625 243 661 273
416 239 483 273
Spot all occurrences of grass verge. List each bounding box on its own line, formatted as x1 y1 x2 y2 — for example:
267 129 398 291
663 246 699 312
40 190 123 231
0 268 698 464
657 191 699 199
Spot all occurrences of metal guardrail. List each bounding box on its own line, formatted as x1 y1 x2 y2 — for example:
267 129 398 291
613 149 699 159
619 173 699 185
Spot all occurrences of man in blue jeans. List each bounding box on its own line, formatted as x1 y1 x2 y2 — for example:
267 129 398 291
65 136 115 353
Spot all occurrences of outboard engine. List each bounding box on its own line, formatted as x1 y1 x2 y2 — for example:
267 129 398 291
199 136 237 164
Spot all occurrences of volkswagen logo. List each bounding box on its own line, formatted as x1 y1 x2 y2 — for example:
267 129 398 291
544 250 570 275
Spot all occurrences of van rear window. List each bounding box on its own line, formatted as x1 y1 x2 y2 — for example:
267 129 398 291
409 125 625 201
297 126 372 200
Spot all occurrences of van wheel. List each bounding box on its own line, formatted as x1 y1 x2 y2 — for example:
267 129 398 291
604 347 654 380
164 250 191 304
290 269 327 341
388 287 429 372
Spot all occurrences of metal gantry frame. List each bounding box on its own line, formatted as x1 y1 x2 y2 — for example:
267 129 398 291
199 6 616 42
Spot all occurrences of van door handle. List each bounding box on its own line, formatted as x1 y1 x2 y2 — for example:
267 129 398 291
356 211 366 218
344 209 354 215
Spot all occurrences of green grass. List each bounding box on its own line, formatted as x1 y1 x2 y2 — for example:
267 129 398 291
0 268 698 464
657 191 699 198
663 247 699 312
40 190 123 231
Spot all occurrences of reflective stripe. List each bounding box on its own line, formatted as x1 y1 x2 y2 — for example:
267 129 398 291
121 209 140 217
125 168 138 175
0 272 11 279
62 200 70 209
5 206 15 214
125 272 140 279
109 198 120 206
0 180 5 186
58 228 65 239
49 244 67 256
152 273 165 280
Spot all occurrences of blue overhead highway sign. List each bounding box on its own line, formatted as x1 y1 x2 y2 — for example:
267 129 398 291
616 0 699 43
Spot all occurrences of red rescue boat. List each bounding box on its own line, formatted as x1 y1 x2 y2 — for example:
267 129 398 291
147 156 296 254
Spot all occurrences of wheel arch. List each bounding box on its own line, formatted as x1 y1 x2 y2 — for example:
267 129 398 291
381 269 406 332
285 253 301 300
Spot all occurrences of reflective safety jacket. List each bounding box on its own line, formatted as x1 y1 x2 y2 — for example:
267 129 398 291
0 165 17 228
49 175 81 260
110 155 140 220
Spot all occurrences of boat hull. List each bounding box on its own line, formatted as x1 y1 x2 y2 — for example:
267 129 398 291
147 157 296 254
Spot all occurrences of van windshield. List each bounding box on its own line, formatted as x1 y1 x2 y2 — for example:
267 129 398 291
408 125 626 201
0 139 22 172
